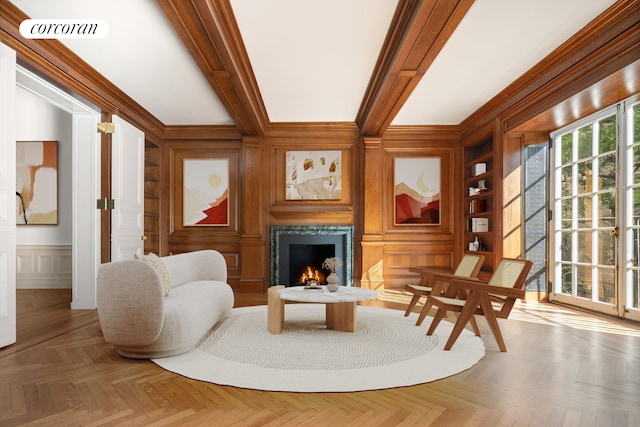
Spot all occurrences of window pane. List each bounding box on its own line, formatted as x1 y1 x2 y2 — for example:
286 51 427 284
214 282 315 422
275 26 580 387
597 230 615 266
561 133 573 164
561 165 572 196
576 264 592 298
598 192 616 228
598 153 616 190
577 196 592 228
598 267 615 304
578 125 593 160
598 114 616 154
561 263 573 294
633 146 640 185
561 231 572 261
633 104 640 145
631 229 640 267
578 161 592 193
561 198 572 229
631 269 640 309
577 231 591 263
633 188 640 225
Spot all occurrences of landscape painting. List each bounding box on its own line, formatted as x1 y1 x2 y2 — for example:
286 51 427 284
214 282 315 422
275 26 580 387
286 151 341 200
183 159 229 226
394 157 441 225
16 140 58 225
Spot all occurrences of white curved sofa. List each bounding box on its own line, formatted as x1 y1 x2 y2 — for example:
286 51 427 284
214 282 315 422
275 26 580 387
96 250 234 359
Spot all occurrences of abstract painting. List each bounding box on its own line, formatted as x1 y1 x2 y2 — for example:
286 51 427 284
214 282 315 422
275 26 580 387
183 159 229 226
394 157 441 225
286 151 341 200
16 141 58 225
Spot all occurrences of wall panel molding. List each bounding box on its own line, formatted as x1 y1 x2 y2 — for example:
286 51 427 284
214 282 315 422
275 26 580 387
16 245 72 289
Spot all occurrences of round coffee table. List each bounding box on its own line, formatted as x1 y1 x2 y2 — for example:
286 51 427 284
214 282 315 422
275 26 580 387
267 285 378 334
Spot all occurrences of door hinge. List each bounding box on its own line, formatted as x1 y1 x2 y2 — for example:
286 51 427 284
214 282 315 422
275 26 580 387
97 198 115 210
97 122 115 134
548 209 553 221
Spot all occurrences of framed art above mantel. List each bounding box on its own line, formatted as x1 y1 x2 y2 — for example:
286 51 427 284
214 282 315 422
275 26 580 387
285 150 342 200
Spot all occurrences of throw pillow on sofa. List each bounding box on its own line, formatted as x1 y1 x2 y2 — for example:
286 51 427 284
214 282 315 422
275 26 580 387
135 252 171 296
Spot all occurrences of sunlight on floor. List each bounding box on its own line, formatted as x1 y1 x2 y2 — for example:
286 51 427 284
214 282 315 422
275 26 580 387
377 289 640 337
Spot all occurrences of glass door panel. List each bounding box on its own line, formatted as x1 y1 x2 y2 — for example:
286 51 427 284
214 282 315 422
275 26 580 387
623 101 640 321
551 107 619 315
551 100 640 321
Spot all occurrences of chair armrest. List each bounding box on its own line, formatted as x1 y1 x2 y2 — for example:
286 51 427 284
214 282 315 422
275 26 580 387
97 260 165 346
432 273 482 283
409 266 454 277
449 277 526 299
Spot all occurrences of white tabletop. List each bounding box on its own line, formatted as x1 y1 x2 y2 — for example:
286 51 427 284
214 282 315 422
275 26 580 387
278 286 378 303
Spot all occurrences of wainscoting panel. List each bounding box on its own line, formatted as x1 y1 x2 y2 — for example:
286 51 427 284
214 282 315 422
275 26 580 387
16 245 72 289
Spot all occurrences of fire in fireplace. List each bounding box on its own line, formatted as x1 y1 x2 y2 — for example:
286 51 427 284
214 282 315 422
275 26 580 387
290 243 334 285
270 225 353 287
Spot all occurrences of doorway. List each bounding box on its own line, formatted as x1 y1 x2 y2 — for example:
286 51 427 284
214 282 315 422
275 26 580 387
16 65 101 309
550 99 640 321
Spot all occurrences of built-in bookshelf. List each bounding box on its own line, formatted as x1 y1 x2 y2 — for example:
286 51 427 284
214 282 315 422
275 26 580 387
463 136 495 276
143 141 161 254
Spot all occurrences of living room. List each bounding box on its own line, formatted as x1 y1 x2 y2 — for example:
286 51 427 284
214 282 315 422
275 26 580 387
1 0 640 424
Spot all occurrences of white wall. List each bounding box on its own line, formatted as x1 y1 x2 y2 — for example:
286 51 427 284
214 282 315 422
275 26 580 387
15 86 72 245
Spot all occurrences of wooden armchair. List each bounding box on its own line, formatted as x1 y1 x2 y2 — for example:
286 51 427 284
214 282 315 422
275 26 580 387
425 258 532 352
404 254 485 326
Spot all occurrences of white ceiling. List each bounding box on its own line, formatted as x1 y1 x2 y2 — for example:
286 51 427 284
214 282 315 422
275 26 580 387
12 0 618 127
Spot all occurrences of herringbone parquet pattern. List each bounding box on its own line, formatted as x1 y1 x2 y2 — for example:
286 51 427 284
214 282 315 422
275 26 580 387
1 289 639 426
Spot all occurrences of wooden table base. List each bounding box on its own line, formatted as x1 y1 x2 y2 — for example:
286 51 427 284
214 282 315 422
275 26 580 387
268 286 358 334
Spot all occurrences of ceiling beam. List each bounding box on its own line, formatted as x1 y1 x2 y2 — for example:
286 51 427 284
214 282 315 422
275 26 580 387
356 0 475 137
157 0 268 136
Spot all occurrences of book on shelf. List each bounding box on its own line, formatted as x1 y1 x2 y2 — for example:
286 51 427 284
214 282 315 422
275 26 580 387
469 199 487 213
472 163 486 176
467 217 489 232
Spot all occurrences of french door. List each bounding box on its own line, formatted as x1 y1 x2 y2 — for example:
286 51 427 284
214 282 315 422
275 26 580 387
550 99 640 321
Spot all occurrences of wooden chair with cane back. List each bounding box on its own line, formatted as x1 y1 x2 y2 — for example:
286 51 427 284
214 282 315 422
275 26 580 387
425 258 532 352
404 254 485 326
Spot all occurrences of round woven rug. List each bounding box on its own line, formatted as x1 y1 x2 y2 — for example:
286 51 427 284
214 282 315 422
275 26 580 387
152 304 485 392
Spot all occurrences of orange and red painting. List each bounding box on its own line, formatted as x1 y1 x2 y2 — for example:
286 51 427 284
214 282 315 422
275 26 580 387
16 141 58 225
183 159 229 226
394 157 440 225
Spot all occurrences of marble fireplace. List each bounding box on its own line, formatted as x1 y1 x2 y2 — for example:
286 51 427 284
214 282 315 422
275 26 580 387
270 225 354 287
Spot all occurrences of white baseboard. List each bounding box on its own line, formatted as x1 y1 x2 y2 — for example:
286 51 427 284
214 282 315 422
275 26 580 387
16 245 72 289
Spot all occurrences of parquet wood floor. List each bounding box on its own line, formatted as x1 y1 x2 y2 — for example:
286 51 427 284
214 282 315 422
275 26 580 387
1 289 639 426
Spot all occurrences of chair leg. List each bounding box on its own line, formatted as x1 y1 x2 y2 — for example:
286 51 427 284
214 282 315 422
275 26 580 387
415 300 433 326
425 306 446 336
404 294 422 317
469 315 481 336
443 291 480 350
478 293 507 352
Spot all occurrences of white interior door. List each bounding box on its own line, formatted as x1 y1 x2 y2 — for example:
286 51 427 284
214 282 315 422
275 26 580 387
0 43 16 348
111 115 145 261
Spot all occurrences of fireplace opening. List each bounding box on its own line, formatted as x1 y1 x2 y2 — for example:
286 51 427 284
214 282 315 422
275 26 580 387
290 244 334 285
270 225 353 287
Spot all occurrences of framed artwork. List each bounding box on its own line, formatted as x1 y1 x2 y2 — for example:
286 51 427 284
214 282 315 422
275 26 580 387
183 158 229 226
285 150 341 200
394 157 441 226
16 140 58 225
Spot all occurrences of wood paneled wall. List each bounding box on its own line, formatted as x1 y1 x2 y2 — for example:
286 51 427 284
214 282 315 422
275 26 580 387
160 124 459 292
365 127 461 290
